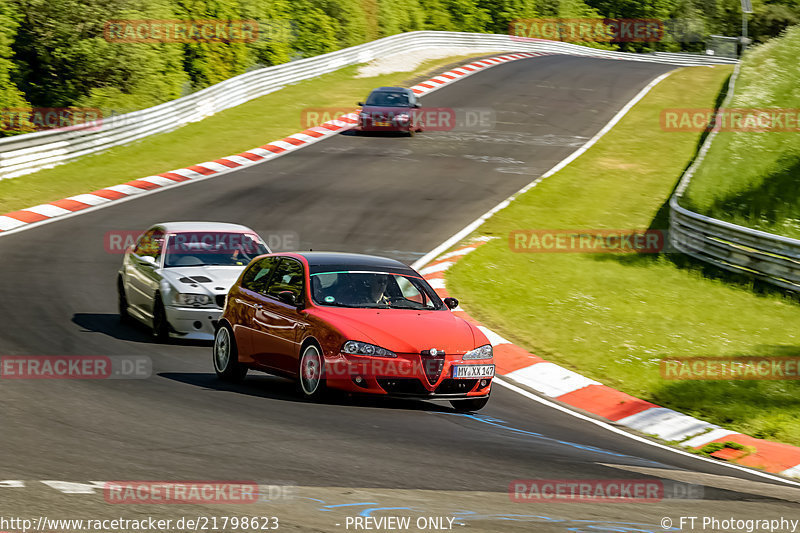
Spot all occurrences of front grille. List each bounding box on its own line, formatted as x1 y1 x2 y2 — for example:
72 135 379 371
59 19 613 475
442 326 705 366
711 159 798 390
420 355 445 384
215 294 226 308
435 379 479 395
377 378 429 395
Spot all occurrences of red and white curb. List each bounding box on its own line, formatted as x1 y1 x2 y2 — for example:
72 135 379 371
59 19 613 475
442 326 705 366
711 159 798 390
419 239 800 479
0 52 550 236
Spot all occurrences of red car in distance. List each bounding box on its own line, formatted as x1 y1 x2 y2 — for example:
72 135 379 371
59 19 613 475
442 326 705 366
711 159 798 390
213 252 494 411
357 87 423 136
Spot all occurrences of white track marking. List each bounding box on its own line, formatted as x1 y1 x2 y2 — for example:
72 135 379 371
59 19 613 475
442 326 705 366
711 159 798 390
411 70 674 271
682 428 740 448
506 362 601 397
616 407 719 442
23 204 72 217
66 193 111 206
40 480 106 494
493 377 800 487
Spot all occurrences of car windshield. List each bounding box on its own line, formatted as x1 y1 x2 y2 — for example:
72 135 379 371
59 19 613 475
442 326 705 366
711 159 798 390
311 271 443 310
365 91 410 107
163 232 268 267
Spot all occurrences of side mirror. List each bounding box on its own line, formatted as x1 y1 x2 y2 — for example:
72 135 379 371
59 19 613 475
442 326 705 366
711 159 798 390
357 101 364 106
413 102 421 108
139 255 157 266
443 297 459 310
277 290 298 306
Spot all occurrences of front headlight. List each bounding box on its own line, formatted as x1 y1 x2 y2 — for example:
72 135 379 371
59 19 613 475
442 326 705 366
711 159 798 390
174 293 214 307
342 340 397 358
463 344 493 360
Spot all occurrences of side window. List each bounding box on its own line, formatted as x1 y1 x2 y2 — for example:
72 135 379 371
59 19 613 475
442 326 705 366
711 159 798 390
397 277 424 304
134 229 164 259
266 259 305 302
241 257 279 294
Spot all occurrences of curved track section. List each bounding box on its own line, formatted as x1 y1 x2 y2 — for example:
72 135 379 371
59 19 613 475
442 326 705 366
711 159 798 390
2 56 798 532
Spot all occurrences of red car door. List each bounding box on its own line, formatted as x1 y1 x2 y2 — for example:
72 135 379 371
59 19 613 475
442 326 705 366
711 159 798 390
230 256 280 364
250 258 309 375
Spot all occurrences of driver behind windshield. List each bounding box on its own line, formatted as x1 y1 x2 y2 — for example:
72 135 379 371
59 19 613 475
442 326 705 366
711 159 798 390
368 274 392 305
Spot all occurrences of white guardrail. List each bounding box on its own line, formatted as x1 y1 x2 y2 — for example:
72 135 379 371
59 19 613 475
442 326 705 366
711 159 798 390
0 30 736 180
669 62 800 292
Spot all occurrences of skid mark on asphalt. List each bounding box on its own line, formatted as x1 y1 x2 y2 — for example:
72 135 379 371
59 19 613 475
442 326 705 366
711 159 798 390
435 412 666 466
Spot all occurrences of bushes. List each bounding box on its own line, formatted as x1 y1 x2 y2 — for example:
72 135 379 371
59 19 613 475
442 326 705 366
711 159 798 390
0 0 29 126
2 0 798 119
11 0 188 112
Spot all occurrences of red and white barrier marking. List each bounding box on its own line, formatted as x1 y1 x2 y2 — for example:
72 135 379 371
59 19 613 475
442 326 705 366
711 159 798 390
0 52 552 236
419 239 800 478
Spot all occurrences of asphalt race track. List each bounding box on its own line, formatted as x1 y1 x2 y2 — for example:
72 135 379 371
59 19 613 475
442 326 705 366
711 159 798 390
1 55 799 532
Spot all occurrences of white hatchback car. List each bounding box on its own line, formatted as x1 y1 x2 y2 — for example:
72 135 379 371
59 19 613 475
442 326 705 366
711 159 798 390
117 222 270 341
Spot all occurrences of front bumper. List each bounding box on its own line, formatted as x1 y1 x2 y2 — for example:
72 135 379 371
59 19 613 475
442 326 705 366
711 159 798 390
164 305 222 341
323 353 493 398
358 119 413 132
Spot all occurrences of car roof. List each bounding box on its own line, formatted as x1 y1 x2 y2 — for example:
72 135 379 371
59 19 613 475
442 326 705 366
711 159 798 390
370 87 413 94
153 222 255 233
291 252 418 275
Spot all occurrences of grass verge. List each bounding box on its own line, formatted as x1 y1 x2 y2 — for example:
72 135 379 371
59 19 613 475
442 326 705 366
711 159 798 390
447 64 800 447
682 26 800 239
0 53 492 215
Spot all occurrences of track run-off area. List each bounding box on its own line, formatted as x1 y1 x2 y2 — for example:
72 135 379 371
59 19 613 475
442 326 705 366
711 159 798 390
1 55 799 533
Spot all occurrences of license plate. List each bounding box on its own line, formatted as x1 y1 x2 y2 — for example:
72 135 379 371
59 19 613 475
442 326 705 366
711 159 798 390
452 364 495 379
375 121 391 127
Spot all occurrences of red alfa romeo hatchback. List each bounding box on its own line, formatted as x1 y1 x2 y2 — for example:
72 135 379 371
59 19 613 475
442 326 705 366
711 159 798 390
213 252 494 411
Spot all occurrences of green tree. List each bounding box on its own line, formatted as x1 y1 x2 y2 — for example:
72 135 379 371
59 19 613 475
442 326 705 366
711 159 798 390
240 0 292 66
318 0 369 48
376 0 426 36
751 3 799 42
287 0 339 56
476 0 538 34
0 0 30 136
11 0 187 111
440 0 492 31
173 0 255 88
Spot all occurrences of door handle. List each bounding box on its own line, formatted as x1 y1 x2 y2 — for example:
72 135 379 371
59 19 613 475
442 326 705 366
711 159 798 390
235 298 261 309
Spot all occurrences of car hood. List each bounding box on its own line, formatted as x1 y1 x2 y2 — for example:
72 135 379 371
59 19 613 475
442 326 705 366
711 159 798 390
309 307 486 356
160 266 244 295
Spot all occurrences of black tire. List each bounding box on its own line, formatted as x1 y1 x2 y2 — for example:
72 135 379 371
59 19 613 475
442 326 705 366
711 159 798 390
450 396 490 412
118 278 131 324
151 294 170 342
297 343 327 401
213 325 247 382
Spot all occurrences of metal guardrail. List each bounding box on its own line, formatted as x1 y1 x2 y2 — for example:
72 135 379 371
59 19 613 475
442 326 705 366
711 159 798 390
0 31 736 180
669 62 800 292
